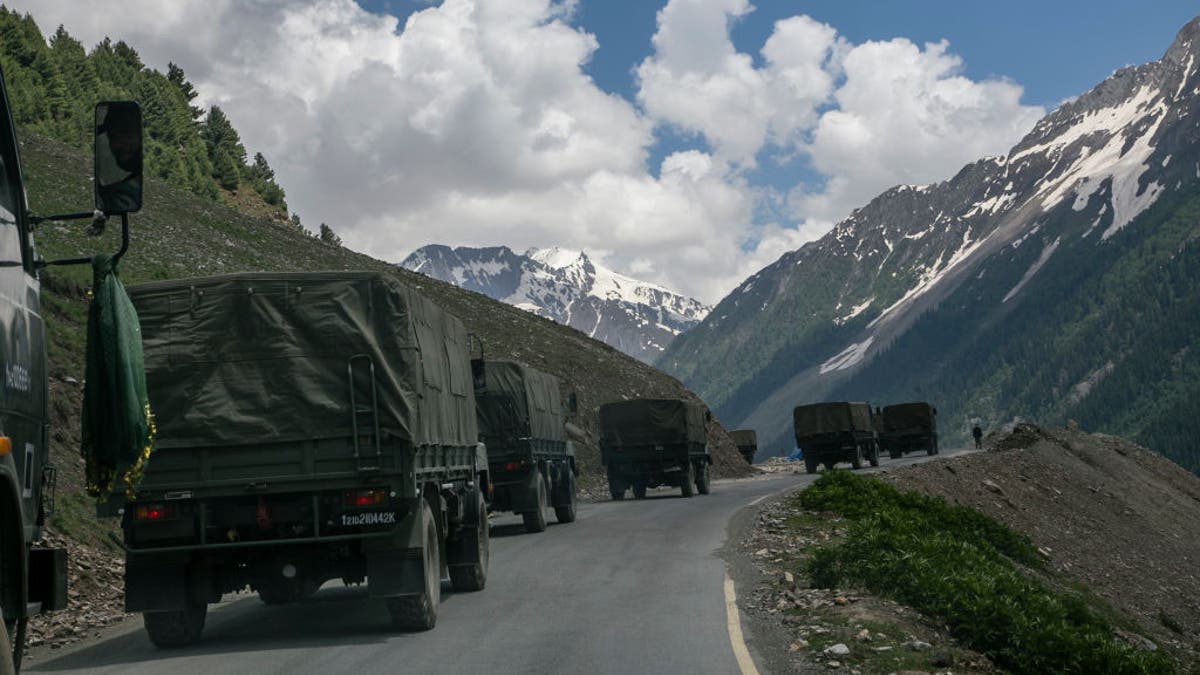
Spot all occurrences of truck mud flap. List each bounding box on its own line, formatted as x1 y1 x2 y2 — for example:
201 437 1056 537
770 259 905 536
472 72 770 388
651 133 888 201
28 548 67 612
367 550 426 597
125 555 191 612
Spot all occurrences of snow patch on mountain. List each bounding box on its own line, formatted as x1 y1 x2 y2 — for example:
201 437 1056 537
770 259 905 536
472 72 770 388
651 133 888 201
820 337 875 374
1004 237 1062 303
401 245 710 363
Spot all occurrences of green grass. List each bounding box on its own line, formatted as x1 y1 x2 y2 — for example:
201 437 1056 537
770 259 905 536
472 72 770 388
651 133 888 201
799 471 1175 675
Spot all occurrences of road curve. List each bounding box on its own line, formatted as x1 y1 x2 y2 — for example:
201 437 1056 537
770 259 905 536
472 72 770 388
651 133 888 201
28 474 809 675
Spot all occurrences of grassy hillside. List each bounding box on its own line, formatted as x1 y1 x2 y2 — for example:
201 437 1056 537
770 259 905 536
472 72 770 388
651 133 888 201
20 129 750 545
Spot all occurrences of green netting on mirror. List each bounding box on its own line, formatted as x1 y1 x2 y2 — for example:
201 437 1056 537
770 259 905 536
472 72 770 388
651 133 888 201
81 254 155 498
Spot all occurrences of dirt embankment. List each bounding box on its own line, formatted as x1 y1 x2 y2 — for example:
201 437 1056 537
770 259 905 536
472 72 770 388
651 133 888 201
885 424 1200 662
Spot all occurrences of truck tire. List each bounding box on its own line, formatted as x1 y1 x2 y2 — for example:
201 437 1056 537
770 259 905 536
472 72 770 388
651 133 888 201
928 438 939 456
696 462 711 495
889 447 902 460
143 604 207 648
680 462 695 498
608 468 626 500
0 611 15 675
388 501 441 631
449 496 489 592
804 456 818 474
4 617 23 673
522 474 548 533
851 444 864 470
632 478 647 500
869 442 880 468
554 471 577 524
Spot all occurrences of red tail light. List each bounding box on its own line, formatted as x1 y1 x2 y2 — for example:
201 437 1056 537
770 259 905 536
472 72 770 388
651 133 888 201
344 489 389 508
134 503 178 522
504 462 521 471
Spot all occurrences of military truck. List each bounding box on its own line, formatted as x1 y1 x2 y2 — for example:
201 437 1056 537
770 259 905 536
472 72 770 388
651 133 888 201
0 67 147 671
600 399 711 499
793 402 880 474
475 360 577 533
729 429 757 465
879 402 939 459
117 271 490 647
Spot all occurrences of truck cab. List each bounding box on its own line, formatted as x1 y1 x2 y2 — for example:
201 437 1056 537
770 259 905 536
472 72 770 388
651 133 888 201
0 63 143 671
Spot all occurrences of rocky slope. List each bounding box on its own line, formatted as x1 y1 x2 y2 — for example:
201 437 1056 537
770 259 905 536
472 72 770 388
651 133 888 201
661 16 1200 470
886 424 1200 666
402 244 710 363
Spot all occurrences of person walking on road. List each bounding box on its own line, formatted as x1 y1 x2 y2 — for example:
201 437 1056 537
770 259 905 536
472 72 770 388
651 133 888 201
972 425 983 449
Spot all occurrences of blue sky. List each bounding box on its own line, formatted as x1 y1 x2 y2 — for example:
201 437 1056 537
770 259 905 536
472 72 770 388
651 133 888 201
372 1 1198 108
22 0 1199 302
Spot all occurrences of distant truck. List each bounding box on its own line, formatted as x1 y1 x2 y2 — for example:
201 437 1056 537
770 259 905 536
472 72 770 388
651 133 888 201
475 360 577 532
878 402 939 459
0 68 149 671
117 271 490 647
793 402 880 474
729 429 757 465
600 399 711 499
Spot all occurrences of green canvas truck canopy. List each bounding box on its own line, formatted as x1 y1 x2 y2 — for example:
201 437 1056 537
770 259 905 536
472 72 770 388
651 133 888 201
881 402 936 432
129 271 478 449
599 399 707 448
729 429 757 449
475 360 565 445
793 402 874 438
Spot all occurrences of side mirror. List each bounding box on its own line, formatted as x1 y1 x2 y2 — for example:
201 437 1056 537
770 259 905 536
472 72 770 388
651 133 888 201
568 392 578 414
95 101 143 215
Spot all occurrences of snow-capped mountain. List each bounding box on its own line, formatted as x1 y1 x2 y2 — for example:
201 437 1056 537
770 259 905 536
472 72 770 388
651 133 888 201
661 16 1200 472
401 245 710 363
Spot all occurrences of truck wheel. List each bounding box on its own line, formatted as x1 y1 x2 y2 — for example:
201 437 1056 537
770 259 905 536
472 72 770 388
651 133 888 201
632 478 647 500
680 463 695 498
851 445 864 470
449 497 489 592
522 474 548 533
804 456 818 474
608 469 626 500
869 442 880 468
0 612 15 675
696 462 711 495
554 471 577 524
928 439 939 456
889 448 902 460
388 501 441 631
143 604 207 648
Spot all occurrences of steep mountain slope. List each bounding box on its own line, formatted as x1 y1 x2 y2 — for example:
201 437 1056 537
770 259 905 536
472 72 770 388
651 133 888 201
661 16 1200 471
402 244 710 363
22 129 750 550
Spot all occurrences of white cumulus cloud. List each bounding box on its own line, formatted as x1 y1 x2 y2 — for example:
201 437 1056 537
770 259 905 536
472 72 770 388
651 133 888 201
14 0 1045 305
637 0 1044 240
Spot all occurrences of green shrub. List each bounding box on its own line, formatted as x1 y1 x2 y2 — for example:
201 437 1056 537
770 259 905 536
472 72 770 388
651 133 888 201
800 471 1174 674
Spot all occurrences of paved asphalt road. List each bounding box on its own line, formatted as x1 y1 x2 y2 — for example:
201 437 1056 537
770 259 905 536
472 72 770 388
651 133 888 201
28 474 815 675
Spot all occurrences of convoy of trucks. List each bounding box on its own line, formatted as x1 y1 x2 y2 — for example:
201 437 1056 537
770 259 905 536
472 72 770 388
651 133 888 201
474 360 577 532
0 53 955 666
600 399 712 499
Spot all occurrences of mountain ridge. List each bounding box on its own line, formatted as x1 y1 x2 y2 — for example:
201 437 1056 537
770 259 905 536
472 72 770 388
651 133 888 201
661 15 1200 472
402 244 710 363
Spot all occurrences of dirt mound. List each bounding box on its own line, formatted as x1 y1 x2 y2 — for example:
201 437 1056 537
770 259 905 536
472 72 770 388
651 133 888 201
884 425 1200 663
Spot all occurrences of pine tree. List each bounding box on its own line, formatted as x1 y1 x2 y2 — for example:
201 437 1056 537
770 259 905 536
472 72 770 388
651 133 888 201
318 223 342 247
166 62 203 121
